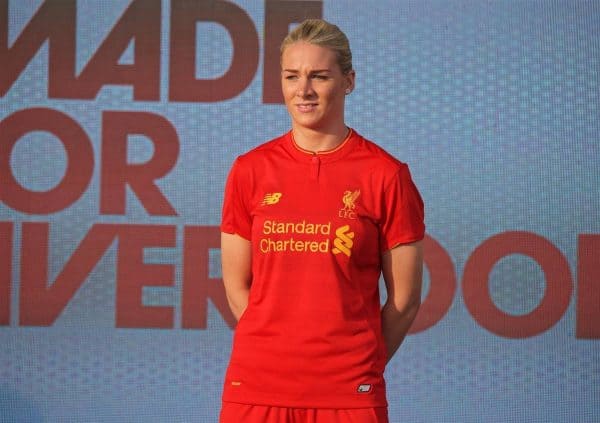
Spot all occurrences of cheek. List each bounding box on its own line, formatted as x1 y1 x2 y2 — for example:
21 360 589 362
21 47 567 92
324 87 345 106
281 82 296 98
281 85 294 107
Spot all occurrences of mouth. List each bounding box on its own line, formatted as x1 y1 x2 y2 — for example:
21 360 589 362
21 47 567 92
296 103 318 113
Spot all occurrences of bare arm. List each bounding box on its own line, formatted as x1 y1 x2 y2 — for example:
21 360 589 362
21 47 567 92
381 240 423 363
221 232 252 321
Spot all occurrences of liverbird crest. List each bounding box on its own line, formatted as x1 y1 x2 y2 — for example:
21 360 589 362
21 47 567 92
342 190 360 211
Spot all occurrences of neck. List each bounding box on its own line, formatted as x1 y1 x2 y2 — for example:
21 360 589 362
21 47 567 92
291 123 349 153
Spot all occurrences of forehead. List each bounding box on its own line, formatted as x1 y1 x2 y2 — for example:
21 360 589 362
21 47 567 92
281 41 338 70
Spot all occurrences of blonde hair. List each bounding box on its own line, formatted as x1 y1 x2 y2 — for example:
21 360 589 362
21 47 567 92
280 19 353 74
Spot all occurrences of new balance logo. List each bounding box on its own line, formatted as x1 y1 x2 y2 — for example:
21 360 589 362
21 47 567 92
261 192 282 205
357 384 372 393
332 225 354 257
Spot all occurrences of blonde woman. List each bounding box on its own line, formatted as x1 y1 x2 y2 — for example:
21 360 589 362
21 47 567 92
220 19 425 423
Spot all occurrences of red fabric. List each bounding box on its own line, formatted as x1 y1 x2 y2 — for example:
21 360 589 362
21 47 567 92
220 402 389 423
221 130 425 408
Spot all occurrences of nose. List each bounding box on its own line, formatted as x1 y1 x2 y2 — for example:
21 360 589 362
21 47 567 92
296 77 314 98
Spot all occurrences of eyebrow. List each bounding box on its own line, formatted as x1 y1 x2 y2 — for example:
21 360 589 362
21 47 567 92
282 69 332 73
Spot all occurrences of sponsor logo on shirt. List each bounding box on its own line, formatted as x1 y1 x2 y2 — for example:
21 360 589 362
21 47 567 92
332 224 354 257
339 189 360 219
259 220 331 253
357 383 372 393
261 192 282 205
258 220 355 257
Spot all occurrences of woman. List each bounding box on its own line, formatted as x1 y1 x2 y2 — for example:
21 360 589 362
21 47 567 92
219 19 424 423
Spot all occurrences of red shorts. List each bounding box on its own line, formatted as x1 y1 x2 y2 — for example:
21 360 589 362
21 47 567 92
219 402 389 423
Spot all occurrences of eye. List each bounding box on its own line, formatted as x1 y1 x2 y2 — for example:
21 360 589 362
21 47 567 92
284 74 298 80
311 74 327 80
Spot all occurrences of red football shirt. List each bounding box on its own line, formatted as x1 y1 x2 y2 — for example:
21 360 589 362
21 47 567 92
221 129 425 408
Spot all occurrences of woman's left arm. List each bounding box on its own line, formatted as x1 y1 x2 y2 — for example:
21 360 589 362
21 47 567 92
381 240 424 363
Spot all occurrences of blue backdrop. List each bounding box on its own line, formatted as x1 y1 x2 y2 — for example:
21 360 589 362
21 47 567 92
1 1 599 422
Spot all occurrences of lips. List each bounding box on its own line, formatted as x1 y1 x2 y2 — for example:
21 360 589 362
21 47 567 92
296 103 318 112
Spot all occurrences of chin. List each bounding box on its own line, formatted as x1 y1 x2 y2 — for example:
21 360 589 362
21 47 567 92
293 116 324 130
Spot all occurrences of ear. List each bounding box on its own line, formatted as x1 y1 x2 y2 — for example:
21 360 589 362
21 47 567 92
344 70 356 94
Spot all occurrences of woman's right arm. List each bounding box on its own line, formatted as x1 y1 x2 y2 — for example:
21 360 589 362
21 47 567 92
221 232 252 321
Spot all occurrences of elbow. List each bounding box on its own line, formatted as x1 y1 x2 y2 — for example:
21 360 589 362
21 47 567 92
224 288 250 321
386 295 421 319
408 297 421 320
225 295 241 319
404 297 421 320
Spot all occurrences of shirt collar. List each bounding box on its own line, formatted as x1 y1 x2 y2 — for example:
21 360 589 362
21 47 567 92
283 128 357 164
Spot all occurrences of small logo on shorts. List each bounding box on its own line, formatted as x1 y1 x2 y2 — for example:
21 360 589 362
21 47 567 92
262 192 282 205
357 384 372 393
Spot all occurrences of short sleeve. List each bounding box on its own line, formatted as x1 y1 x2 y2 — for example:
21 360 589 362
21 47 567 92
379 164 425 251
221 158 252 240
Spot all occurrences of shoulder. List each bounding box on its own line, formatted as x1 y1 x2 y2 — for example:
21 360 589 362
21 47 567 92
351 130 409 176
236 133 288 165
226 133 289 180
